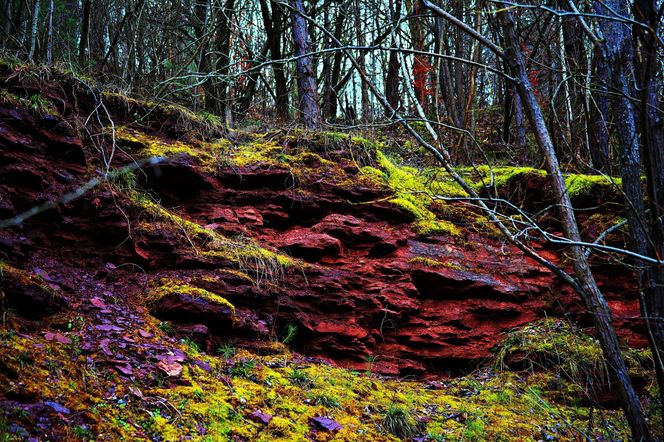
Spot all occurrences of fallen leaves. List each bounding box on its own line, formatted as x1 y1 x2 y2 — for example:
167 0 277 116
112 360 134 376
156 360 183 377
311 416 342 432
44 332 72 345
90 297 107 309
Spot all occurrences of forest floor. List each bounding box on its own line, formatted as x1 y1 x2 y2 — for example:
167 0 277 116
0 62 660 441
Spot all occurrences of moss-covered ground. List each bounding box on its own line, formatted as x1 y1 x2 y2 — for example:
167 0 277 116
0 314 649 441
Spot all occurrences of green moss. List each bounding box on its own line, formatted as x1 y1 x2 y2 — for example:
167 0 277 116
408 257 444 267
231 140 284 167
466 165 546 192
408 257 463 270
0 89 56 116
465 165 622 200
1 308 645 441
148 279 235 314
368 152 462 237
116 126 229 173
494 319 651 403
565 174 621 198
102 92 225 138
280 130 380 167
122 188 296 283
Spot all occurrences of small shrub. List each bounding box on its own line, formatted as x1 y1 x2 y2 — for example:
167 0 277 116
289 368 313 387
216 343 237 360
230 358 256 378
382 404 417 439
281 324 298 345
312 393 340 408
157 321 174 334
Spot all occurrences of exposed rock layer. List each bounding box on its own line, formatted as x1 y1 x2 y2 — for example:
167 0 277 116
0 85 643 377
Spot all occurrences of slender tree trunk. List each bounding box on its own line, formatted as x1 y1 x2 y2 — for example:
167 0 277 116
46 0 53 63
206 0 235 115
321 0 333 120
28 0 40 61
328 3 346 119
79 0 91 63
385 48 400 112
502 84 513 144
16 0 28 49
590 45 610 172
1 1 12 46
259 0 289 119
192 0 210 112
385 0 401 109
498 8 652 440
514 93 528 159
102 0 145 69
237 42 270 117
354 0 369 123
289 0 321 130
632 0 664 418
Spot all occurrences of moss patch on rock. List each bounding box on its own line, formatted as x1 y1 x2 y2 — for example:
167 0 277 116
116 126 230 173
148 279 236 315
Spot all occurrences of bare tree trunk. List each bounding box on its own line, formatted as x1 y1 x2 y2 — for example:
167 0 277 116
28 0 40 61
207 0 235 120
290 0 321 130
102 0 145 70
321 0 333 120
16 0 28 49
260 0 289 119
45 0 53 64
328 3 347 119
385 49 400 112
192 0 210 112
632 0 664 419
1 1 12 46
237 43 270 117
79 0 91 63
354 0 369 123
514 92 528 157
498 8 652 440
590 45 610 172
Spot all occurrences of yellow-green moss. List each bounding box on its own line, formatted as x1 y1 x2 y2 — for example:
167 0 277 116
102 92 225 138
494 319 651 397
280 130 380 167
408 257 463 270
148 279 235 314
0 262 56 297
0 89 57 115
408 257 444 267
369 152 462 237
230 140 283 167
123 189 297 283
464 165 622 200
565 174 621 198
115 126 229 173
467 165 546 192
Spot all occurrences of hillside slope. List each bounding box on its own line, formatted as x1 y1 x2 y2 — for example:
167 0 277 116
0 65 655 440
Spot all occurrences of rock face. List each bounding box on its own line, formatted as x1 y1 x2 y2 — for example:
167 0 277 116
0 78 644 377
278 229 343 261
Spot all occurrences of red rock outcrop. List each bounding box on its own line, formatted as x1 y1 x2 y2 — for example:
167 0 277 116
0 74 644 378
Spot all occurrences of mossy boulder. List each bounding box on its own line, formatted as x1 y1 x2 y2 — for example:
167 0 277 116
0 263 65 317
495 319 652 405
147 280 236 331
